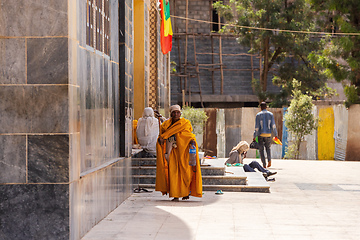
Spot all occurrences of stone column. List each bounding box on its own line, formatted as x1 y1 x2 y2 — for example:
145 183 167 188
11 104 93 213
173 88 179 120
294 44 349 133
0 1 132 239
0 1 70 239
148 0 158 109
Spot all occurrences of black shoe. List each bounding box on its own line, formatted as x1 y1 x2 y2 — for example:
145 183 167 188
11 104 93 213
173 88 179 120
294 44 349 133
267 171 277 177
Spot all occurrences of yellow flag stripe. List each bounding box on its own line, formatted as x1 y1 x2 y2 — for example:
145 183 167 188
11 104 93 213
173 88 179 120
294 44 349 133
163 18 173 37
161 0 173 37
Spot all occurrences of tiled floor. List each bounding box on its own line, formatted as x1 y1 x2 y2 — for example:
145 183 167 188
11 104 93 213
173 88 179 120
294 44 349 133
82 159 360 240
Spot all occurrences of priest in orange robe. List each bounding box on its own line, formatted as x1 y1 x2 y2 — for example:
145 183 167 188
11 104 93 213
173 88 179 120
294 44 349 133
155 105 202 201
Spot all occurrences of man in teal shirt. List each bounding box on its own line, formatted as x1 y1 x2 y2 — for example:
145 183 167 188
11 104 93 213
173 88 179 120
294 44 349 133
253 102 277 168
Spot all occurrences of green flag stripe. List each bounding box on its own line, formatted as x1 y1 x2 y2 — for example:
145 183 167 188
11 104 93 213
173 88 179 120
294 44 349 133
164 0 170 20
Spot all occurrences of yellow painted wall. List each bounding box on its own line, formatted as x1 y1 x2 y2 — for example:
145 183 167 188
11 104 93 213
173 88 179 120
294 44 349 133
318 107 335 160
134 0 145 120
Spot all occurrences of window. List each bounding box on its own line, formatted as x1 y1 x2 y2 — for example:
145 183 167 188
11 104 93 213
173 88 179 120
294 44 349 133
86 0 111 55
212 0 224 32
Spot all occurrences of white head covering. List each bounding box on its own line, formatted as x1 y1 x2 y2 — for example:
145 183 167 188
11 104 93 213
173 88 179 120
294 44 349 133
142 107 154 118
136 107 159 154
169 104 181 113
141 107 155 136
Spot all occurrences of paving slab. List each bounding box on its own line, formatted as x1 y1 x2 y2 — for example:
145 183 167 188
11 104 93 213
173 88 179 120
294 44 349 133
82 159 360 240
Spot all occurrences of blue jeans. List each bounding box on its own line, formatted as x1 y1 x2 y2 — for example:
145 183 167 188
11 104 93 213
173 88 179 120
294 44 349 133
258 136 272 167
243 161 269 174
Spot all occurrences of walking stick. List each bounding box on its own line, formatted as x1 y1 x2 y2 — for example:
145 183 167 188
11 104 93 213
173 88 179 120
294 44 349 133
156 110 169 193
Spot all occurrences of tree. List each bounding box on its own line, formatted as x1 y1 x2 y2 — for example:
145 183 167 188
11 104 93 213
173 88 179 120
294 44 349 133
308 0 360 107
284 79 317 159
181 106 208 151
213 0 331 105
181 106 208 136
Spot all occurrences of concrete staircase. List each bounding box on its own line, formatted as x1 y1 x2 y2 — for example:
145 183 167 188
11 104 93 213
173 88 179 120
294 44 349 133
132 157 270 193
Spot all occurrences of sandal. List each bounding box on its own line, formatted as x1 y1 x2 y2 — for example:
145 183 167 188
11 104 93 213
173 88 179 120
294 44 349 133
215 190 224 195
233 163 243 167
182 195 190 200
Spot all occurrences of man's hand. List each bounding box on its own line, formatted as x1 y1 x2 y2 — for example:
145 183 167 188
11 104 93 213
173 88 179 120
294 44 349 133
158 137 164 145
243 151 247 159
154 110 162 119
189 140 195 145
154 110 166 123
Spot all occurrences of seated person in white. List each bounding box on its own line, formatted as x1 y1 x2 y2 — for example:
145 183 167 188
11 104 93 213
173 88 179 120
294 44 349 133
134 107 159 158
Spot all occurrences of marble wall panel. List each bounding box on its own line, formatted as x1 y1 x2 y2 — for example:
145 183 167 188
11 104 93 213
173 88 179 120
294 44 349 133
27 38 68 84
104 60 109 108
69 181 80 240
28 135 69 183
0 86 29 133
28 86 69 133
113 161 124 207
0 38 26 84
77 0 86 47
74 158 132 239
69 132 81 183
110 0 119 62
0 135 26 183
78 48 88 172
124 157 133 196
0 85 68 133
69 85 81 134
0 0 68 37
113 62 120 157
68 0 77 42
79 50 119 172
68 39 79 87
0 184 69 240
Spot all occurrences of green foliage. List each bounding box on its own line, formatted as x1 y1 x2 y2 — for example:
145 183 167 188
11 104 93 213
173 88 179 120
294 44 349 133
251 78 267 102
267 89 290 107
213 0 333 104
284 79 317 159
181 106 209 136
170 61 177 73
284 144 298 159
344 85 360 108
309 0 360 107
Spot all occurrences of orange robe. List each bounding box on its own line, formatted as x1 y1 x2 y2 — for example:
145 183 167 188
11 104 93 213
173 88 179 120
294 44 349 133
155 118 202 198
133 120 138 144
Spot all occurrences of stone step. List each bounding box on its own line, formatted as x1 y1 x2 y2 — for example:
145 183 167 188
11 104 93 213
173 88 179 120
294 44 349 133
131 166 225 176
202 175 247 185
131 158 271 193
132 175 247 185
133 183 269 193
132 158 157 166
201 166 226 175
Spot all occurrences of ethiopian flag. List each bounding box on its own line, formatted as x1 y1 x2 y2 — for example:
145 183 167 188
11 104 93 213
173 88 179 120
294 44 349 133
159 0 173 54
